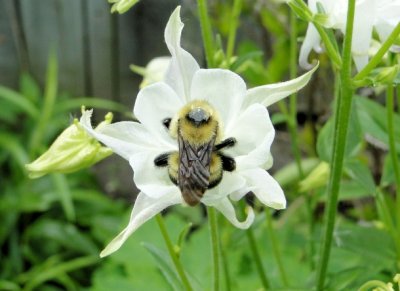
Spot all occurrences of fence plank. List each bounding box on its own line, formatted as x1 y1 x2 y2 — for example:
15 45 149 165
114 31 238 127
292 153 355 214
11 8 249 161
20 0 85 96
0 0 20 88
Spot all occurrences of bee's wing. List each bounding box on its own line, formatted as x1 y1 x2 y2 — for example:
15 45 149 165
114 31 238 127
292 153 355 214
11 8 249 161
178 134 215 206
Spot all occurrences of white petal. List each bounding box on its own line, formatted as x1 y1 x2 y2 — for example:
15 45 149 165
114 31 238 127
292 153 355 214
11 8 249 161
239 168 286 209
190 69 247 131
201 171 245 204
204 197 254 229
100 191 182 257
299 24 322 70
134 82 183 143
129 153 178 199
243 63 319 108
351 0 376 72
164 6 200 102
224 104 274 167
80 110 163 160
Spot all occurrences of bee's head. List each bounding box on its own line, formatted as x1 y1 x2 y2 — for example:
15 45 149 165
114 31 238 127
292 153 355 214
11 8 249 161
186 107 210 127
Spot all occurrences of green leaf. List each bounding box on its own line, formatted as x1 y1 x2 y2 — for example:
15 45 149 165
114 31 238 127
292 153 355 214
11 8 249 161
0 86 39 119
24 219 98 255
23 256 99 291
334 223 395 268
356 96 400 153
19 72 41 103
142 242 184 290
51 174 75 222
344 159 375 195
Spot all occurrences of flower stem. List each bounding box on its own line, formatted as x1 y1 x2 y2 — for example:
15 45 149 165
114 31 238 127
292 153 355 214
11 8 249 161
226 0 242 61
155 214 193 291
246 227 271 289
265 210 289 287
207 206 220 291
315 0 356 289
386 86 400 243
354 22 400 81
197 0 215 68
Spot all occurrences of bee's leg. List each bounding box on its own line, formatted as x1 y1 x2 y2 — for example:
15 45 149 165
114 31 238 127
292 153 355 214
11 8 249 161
162 118 172 129
154 152 170 167
219 153 236 172
214 137 236 151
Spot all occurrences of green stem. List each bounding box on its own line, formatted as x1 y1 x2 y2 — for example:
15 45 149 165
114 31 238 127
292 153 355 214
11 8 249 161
315 0 356 289
226 0 242 61
155 214 193 291
197 0 215 68
266 210 289 287
246 227 271 289
354 22 400 81
386 86 400 244
207 207 220 291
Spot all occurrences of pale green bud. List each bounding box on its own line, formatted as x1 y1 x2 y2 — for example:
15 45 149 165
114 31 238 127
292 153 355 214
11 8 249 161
130 57 171 88
26 109 113 179
299 161 330 192
109 0 139 14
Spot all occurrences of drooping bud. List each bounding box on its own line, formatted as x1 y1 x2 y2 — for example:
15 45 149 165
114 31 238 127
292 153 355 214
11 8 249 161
299 161 330 192
130 57 171 88
25 107 113 178
109 0 139 14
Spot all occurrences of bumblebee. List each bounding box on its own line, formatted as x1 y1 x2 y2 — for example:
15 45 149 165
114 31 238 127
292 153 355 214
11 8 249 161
154 100 236 206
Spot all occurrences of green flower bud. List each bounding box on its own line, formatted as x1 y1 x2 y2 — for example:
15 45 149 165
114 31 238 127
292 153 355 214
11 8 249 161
109 0 139 14
299 161 330 192
26 109 113 179
130 57 171 88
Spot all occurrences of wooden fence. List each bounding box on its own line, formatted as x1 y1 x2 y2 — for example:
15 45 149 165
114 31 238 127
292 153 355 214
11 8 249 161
0 0 203 107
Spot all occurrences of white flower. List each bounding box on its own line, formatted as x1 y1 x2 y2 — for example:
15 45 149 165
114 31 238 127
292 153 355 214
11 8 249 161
299 0 400 71
80 6 318 257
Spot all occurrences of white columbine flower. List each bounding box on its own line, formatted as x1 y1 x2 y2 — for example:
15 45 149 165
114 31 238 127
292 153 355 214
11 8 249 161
80 6 318 257
299 0 400 71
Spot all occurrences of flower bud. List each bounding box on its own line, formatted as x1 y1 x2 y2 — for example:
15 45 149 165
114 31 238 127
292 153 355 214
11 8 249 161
299 161 330 192
26 109 113 178
109 0 139 14
130 57 171 88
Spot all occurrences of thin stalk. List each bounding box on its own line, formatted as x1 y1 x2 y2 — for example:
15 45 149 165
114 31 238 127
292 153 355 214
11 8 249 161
386 86 400 241
315 0 356 289
207 207 220 291
226 0 242 61
265 210 289 287
246 227 271 289
155 214 193 291
197 0 215 67
354 22 400 81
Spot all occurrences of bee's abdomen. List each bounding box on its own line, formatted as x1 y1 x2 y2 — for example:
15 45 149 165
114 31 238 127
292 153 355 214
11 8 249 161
178 134 214 206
